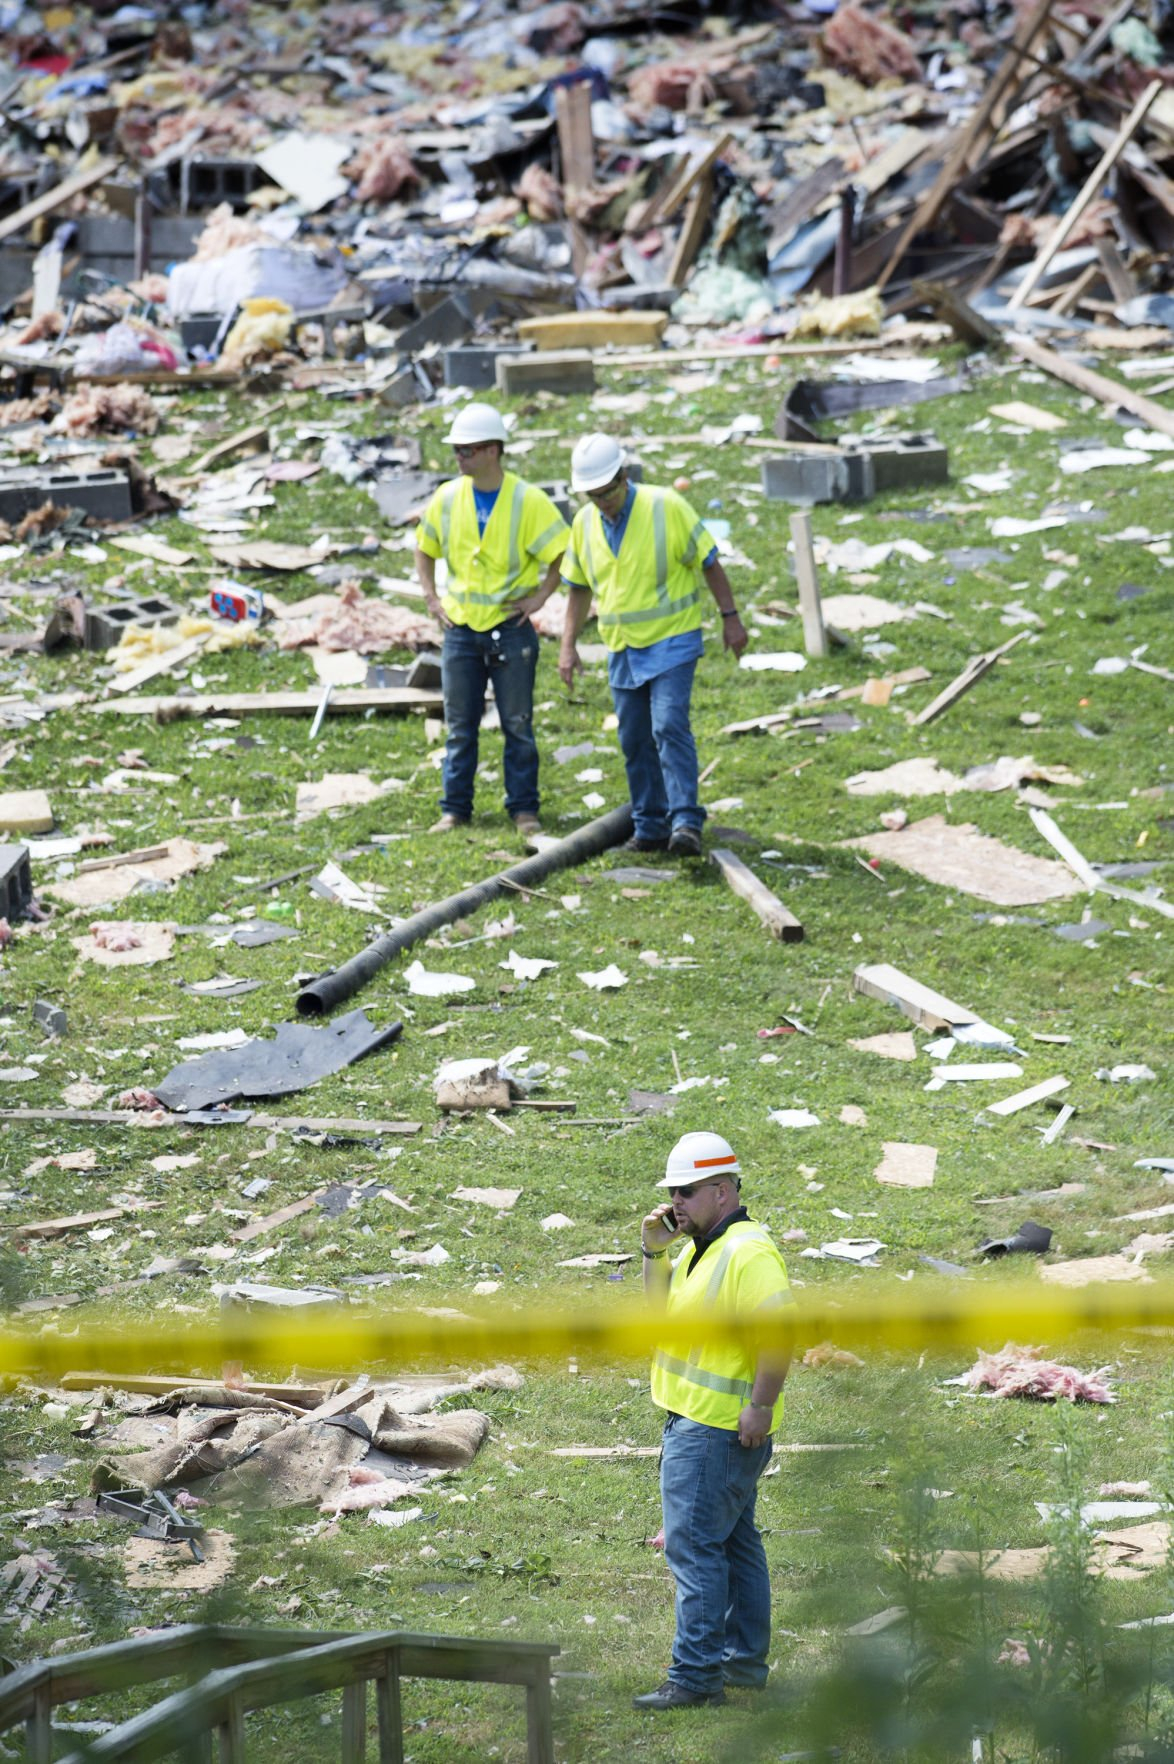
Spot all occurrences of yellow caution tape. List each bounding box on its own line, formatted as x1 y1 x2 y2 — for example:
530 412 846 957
2 1279 1172 1382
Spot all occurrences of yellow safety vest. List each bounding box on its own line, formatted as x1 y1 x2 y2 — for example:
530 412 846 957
562 485 714 651
650 1219 793 1433
415 472 568 633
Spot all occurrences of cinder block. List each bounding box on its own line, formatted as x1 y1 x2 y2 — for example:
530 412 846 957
33 999 66 1038
176 158 271 211
85 594 180 652
0 466 133 524
396 291 495 361
867 434 949 493
0 842 32 921
495 350 596 397
761 451 874 506
444 343 529 391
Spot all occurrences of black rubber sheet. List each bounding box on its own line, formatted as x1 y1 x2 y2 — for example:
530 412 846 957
155 1009 402 1113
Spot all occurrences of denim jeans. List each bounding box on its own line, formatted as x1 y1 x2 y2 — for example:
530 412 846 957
440 618 539 820
660 1414 773 1694
610 659 703 841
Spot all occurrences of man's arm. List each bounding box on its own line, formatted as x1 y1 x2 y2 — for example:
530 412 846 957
641 1198 681 1295
510 554 565 623
415 546 451 630
558 584 593 688
703 557 748 658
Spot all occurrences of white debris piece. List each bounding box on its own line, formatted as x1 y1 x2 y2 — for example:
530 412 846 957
578 965 628 990
175 1029 251 1052
405 960 475 997
768 1107 821 1128
500 949 558 980
541 1213 575 1230
1098 1064 1156 1083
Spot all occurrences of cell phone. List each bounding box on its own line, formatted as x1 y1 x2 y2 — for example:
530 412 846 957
663 1206 678 1230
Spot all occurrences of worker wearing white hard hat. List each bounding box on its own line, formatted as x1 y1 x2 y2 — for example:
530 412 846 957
635 1131 792 1714
559 434 748 858
415 403 569 837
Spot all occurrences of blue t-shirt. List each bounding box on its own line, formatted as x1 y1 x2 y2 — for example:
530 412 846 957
472 485 500 535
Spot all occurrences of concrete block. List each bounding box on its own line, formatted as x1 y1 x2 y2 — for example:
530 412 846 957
175 158 271 211
396 291 495 360
33 999 67 1039
85 594 180 652
0 466 133 525
444 343 528 391
867 434 949 493
495 350 596 397
0 842 32 921
761 451 874 506
0 792 52 835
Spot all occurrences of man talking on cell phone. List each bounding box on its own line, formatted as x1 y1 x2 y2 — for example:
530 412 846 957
634 1131 794 1713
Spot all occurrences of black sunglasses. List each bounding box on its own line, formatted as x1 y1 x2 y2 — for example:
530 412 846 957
586 473 624 500
667 1179 720 1200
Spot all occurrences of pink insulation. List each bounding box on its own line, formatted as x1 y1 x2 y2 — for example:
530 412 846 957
515 161 563 221
351 134 420 203
963 1343 1115 1405
91 923 145 952
53 385 161 437
279 580 441 653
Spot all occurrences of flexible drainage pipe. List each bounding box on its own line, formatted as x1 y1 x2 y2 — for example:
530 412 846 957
297 802 634 1016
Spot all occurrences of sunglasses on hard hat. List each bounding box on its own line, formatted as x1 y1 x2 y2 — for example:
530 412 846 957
585 472 624 501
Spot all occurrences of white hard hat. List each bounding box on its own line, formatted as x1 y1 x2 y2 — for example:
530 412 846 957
445 402 508 446
570 431 625 493
657 1131 742 1188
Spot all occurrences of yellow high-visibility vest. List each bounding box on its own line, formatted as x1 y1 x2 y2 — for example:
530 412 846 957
415 472 568 632
650 1219 793 1433
562 485 714 651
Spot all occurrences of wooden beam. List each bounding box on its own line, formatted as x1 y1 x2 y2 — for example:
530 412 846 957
554 81 594 190
1007 331 1174 441
632 132 733 235
852 962 977 1031
1010 80 1161 308
0 155 121 243
1094 235 1138 303
667 171 714 288
789 511 827 658
59 1373 328 1403
911 629 1030 727
188 425 270 476
87 687 444 721
711 848 804 942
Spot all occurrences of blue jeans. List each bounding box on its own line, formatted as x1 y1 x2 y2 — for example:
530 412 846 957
610 659 703 841
440 619 539 821
660 1414 773 1694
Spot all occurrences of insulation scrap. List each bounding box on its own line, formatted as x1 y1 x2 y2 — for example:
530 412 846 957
1000 198 1115 251
14 502 67 542
963 1344 1115 1405
91 923 144 952
192 201 268 261
129 272 171 305
821 6 923 86
221 297 293 368
350 134 420 203
116 1088 165 1111
16 310 63 346
627 61 719 111
803 1342 866 1370
53 384 160 438
792 289 883 341
322 1471 418 1515
516 161 563 221
0 392 57 428
279 580 441 654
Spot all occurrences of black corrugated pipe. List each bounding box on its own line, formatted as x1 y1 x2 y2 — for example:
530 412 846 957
297 803 635 1017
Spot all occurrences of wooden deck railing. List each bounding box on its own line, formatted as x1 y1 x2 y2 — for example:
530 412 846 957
0 1626 558 1764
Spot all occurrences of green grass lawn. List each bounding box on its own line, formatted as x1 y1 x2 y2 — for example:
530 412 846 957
0 336 1171 1761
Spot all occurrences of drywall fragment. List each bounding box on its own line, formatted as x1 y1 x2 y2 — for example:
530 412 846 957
875 1142 937 1187
849 1032 917 1061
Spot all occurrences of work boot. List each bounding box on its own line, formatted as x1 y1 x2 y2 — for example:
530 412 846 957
622 834 669 853
668 825 703 858
429 814 469 833
632 1680 726 1712
513 812 542 836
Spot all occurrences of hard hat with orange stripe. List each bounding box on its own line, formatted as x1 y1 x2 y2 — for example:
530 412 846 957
656 1131 741 1188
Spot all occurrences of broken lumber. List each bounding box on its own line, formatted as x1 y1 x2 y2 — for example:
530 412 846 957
1010 81 1161 309
0 1108 420 1134
911 630 1029 727
1007 334 1174 442
1029 807 1174 920
188 425 270 475
711 848 804 943
986 1076 1071 1117
789 511 828 659
299 803 633 1015
852 962 977 1031
88 688 443 722
16 1203 161 1240
230 1190 326 1244
0 155 121 243
668 171 715 288
60 1373 327 1404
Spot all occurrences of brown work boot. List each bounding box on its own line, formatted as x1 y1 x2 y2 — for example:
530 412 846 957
429 813 469 833
513 812 542 835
